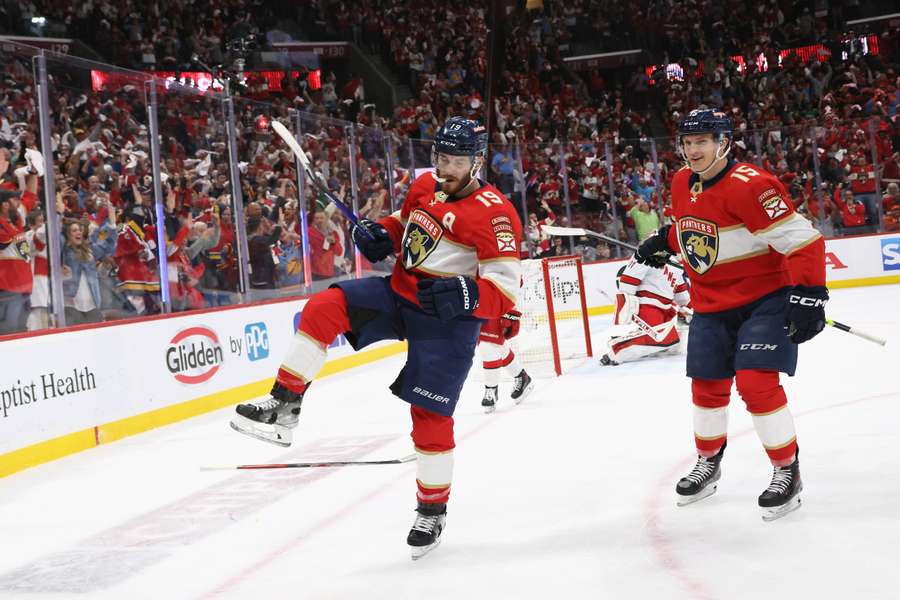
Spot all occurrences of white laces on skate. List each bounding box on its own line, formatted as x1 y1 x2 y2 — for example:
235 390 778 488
513 378 525 394
765 468 793 494
252 397 281 411
685 457 716 484
411 513 439 534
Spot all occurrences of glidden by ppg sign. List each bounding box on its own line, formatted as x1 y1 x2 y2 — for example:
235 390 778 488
166 326 224 384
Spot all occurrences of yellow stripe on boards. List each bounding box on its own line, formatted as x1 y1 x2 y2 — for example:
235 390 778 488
588 305 615 316
0 341 408 478
0 428 97 479
826 275 900 289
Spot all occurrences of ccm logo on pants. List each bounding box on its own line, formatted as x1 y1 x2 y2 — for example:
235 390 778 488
740 343 778 351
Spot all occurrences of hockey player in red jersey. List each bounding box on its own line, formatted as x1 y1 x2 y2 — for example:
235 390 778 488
600 258 691 365
477 309 533 412
230 117 522 558
635 109 827 521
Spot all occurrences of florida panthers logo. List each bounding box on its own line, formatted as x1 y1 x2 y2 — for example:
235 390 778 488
678 216 718 275
402 209 443 269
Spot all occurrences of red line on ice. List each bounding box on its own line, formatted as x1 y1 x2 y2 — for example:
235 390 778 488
643 390 898 600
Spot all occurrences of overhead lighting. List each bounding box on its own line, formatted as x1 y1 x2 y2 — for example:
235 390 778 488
31 16 46 25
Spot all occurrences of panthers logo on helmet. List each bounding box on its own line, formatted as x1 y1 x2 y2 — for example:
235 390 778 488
678 216 718 275
402 209 443 269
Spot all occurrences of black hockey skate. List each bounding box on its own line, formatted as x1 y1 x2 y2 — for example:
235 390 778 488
482 386 498 413
600 354 619 366
510 369 534 404
759 448 802 522
407 502 447 560
230 382 305 447
676 442 726 506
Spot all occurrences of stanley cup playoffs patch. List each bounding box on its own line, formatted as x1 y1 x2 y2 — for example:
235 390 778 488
492 215 516 252
678 216 718 274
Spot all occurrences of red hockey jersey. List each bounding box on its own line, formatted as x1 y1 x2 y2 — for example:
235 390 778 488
665 161 825 312
379 172 522 319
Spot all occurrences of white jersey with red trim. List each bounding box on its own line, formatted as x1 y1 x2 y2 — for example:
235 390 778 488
379 172 523 320
614 257 689 324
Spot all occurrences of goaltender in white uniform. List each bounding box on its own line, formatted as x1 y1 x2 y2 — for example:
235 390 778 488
601 256 692 365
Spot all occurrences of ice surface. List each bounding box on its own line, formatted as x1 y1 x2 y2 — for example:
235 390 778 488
1 285 898 600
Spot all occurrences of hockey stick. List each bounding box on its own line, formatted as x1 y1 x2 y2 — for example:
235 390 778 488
200 453 417 471
540 225 685 271
826 319 887 346
270 120 374 239
632 314 675 343
545 225 885 347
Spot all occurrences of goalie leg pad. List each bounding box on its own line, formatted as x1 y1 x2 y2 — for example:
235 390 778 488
607 329 677 363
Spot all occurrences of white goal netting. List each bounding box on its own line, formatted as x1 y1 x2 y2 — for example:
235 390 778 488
510 256 593 376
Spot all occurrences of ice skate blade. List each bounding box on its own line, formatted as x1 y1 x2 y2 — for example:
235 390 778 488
410 537 442 560
229 416 293 447
482 404 496 414
676 483 717 506
513 381 535 405
761 495 801 522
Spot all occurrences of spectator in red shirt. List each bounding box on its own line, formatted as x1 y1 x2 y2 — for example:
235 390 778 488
0 190 32 334
834 186 867 231
307 209 343 281
848 155 878 223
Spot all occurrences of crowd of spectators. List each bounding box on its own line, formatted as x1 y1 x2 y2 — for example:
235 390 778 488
13 0 275 71
486 2 900 260
2 0 900 337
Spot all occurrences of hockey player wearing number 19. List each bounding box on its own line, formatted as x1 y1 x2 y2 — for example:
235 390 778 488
634 109 828 522
229 117 523 559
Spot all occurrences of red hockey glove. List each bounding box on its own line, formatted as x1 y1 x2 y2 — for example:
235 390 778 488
500 309 522 339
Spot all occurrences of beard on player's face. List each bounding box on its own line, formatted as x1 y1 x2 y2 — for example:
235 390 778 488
440 172 470 195
436 155 477 195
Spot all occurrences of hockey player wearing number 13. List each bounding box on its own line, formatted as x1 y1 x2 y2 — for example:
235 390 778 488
635 109 828 521
229 117 523 558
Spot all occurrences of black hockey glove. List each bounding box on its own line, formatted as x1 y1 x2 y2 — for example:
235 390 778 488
351 219 394 263
416 276 480 321
634 224 673 268
785 285 829 344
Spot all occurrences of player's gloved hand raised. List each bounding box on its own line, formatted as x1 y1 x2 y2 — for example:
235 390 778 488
785 285 828 343
351 219 394 263
634 224 673 268
417 276 480 321
500 309 522 339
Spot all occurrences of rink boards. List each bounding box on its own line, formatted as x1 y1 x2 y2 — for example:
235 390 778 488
1 232 898 476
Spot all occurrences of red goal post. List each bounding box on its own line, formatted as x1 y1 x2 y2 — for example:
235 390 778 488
511 255 593 376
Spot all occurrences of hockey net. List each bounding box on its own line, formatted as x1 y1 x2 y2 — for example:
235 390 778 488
510 255 593 376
